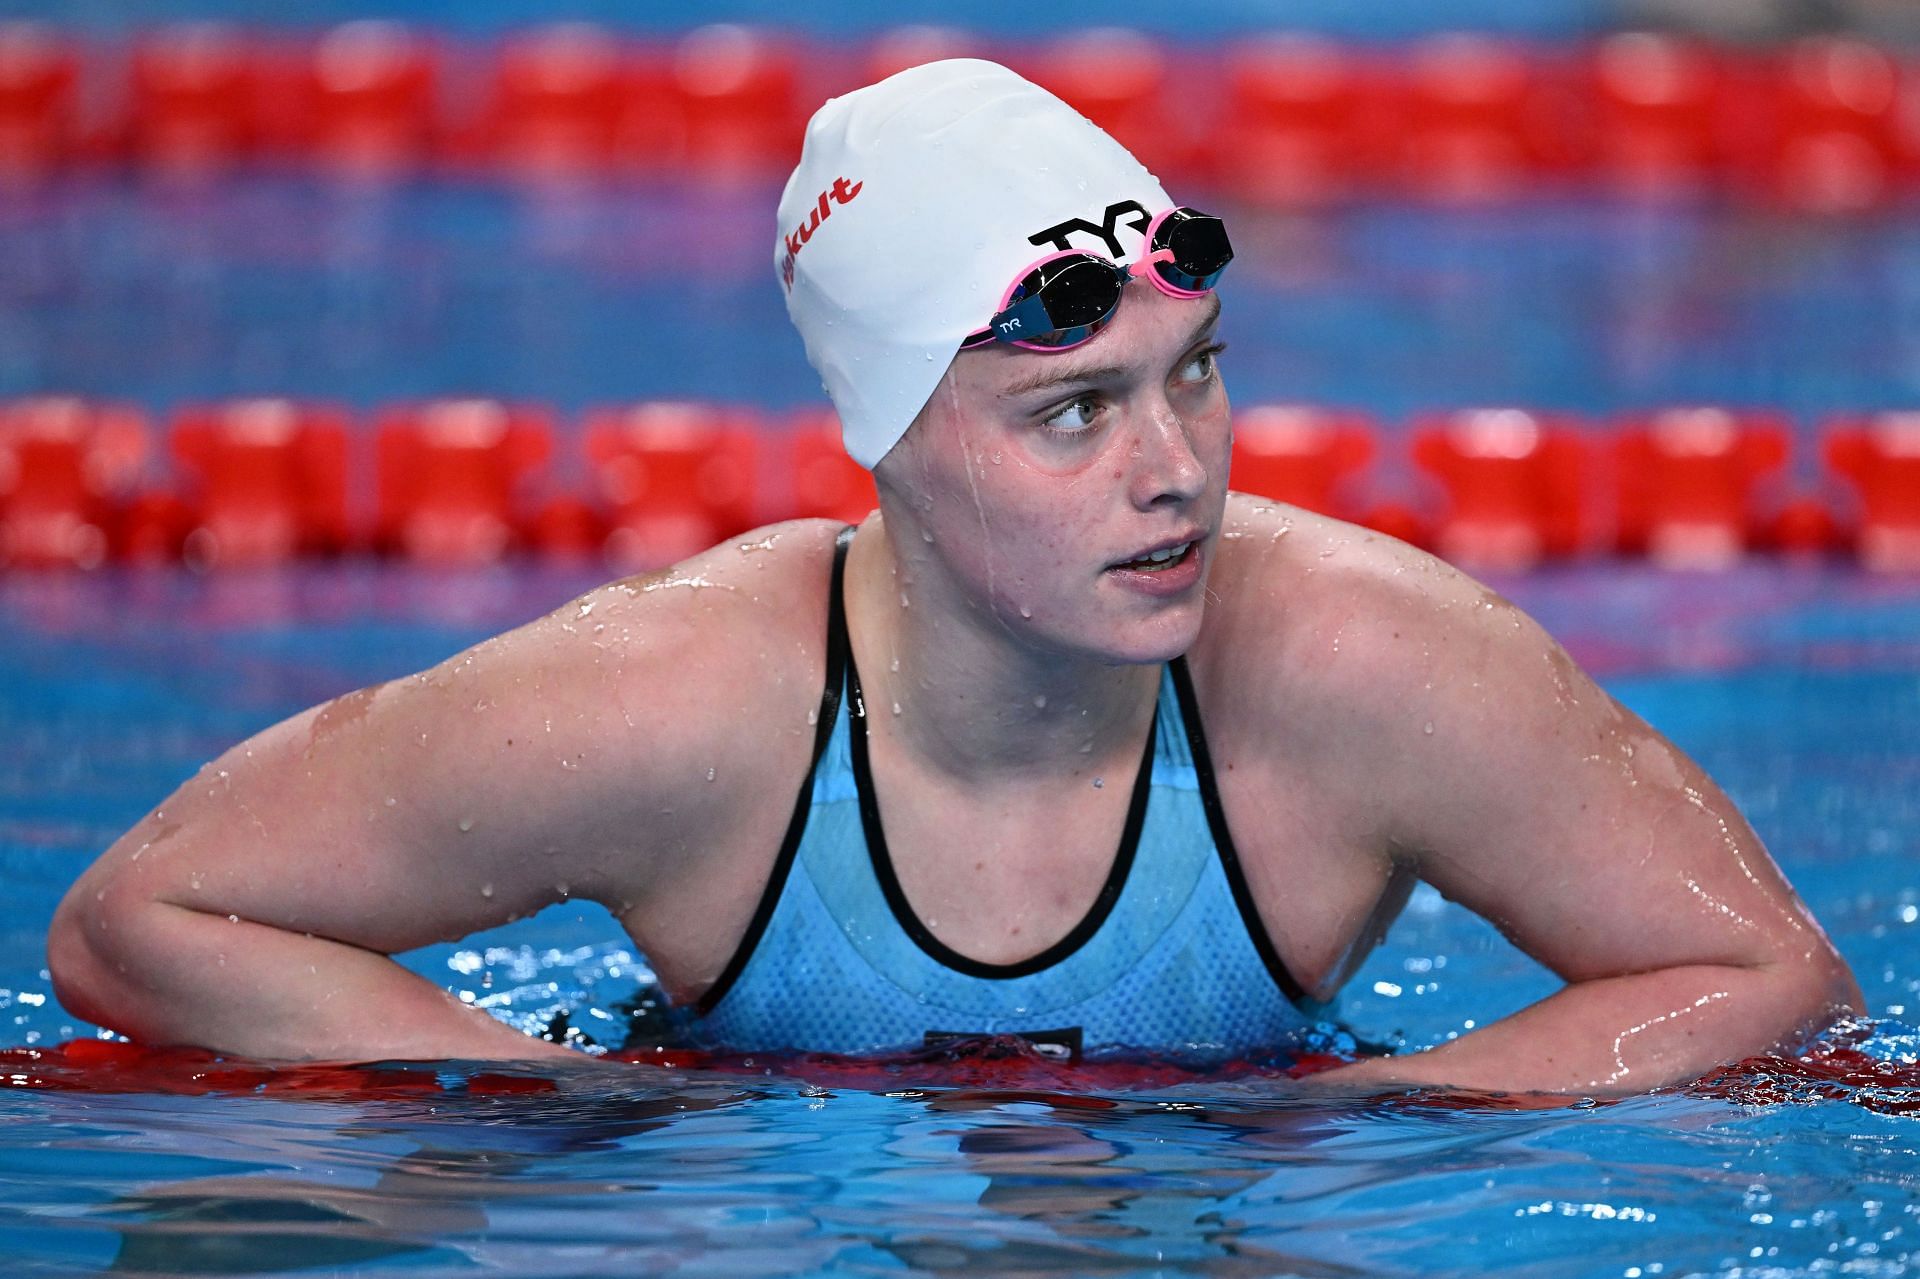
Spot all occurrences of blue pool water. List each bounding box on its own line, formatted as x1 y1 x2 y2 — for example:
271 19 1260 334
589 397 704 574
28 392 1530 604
10 181 1920 437
2 48 1920 1274
0 560 1916 1276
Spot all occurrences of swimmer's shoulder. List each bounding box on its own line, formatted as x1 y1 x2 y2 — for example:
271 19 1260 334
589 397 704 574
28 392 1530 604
566 516 849 711
589 516 847 644
1194 492 1565 754
445 517 848 792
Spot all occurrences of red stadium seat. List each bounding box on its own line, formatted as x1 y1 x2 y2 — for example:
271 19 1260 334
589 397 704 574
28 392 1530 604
375 399 552 564
0 24 78 181
170 399 352 567
670 25 803 182
1824 412 1920 570
1390 36 1579 202
483 23 632 180
1412 408 1593 568
1614 408 1790 567
1230 405 1376 520
785 411 877 526
1587 33 1729 199
1759 38 1904 212
583 401 760 568
1019 30 1192 185
294 21 440 181
1215 35 1379 206
0 397 147 569
128 24 264 178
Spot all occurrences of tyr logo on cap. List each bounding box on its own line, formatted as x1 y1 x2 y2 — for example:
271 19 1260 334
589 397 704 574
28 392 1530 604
1028 199 1152 257
781 176 864 291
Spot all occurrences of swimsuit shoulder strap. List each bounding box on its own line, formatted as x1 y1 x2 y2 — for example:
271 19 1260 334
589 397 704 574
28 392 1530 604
691 524 854 1015
1168 655 1310 1006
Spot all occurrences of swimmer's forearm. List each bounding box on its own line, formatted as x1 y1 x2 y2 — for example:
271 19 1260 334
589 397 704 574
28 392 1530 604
49 900 576 1063
1303 960 1861 1097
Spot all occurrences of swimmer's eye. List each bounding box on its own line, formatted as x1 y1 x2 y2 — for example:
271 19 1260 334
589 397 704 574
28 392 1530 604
1041 393 1105 435
1036 343 1225 437
1177 342 1227 387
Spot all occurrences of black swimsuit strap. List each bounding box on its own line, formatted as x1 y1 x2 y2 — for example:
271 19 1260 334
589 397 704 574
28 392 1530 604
1168 655 1309 1006
692 525 854 1016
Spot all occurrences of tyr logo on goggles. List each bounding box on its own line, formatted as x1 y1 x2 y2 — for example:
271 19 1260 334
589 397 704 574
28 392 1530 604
961 207 1233 353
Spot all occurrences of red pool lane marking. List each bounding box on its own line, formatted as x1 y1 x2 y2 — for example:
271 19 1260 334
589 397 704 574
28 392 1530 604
1689 1047 1920 1117
0 1041 557 1099
9 1036 1913 1109
0 1035 1330 1100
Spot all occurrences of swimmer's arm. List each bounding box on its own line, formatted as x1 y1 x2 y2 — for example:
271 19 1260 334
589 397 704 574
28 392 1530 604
48 562 770 1062
1292 558 1860 1097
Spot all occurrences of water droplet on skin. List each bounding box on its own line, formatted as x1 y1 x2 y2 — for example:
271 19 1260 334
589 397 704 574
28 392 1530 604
899 592 911 609
384 796 397 807
990 451 1002 465
891 701 902 716
921 530 935 543
706 767 717 782
1019 606 1032 619
806 707 819 726
1092 777 1105 789
577 600 596 618
458 817 474 833
1423 721 1435 735
889 657 900 673
480 883 495 899
1034 695 1047 710
226 914 239 924
189 873 203 890
556 882 570 897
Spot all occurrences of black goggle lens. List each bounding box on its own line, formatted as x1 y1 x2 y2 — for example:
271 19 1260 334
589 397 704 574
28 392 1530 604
1151 210 1233 292
1013 257 1126 346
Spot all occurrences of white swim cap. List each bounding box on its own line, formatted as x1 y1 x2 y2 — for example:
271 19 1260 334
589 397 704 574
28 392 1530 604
776 59 1172 469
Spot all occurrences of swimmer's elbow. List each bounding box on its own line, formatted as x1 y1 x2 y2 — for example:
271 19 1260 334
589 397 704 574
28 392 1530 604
47 883 120 1032
1799 948 1865 1027
1748 943 1863 1048
47 866 178 1038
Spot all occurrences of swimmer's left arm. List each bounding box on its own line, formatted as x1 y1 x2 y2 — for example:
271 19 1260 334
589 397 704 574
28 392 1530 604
1290 550 1861 1097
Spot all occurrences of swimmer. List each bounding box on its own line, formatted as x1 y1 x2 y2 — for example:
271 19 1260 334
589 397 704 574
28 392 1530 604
49 61 1860 1095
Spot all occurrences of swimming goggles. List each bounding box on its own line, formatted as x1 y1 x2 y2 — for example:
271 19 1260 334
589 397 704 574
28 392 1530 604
960 207 1233 353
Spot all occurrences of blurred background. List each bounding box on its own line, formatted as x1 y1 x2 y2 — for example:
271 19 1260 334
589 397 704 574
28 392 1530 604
1 0 1918 1085
2 0 1920 574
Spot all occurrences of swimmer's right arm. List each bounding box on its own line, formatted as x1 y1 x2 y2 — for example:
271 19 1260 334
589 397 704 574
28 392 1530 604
47 538 819 1061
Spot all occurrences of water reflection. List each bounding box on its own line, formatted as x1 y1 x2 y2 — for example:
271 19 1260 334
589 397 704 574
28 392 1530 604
90 1081 749 1274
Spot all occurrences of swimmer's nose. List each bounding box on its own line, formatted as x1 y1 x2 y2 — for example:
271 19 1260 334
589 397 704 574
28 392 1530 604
1129 404 1209 511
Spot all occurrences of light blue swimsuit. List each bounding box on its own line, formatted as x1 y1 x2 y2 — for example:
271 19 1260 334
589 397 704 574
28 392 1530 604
683 528 1318 1063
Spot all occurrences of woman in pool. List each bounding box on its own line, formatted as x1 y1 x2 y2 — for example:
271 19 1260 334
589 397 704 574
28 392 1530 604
49 61 1860 1094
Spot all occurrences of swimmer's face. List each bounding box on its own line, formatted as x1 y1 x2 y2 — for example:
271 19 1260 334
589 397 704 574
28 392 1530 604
877 280 1230 664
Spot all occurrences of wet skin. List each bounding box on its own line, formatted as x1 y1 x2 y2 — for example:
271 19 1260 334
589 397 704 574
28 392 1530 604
49 280 1861 1094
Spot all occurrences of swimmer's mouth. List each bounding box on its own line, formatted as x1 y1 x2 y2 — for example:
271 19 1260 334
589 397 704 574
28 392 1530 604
1108 538 1198 573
